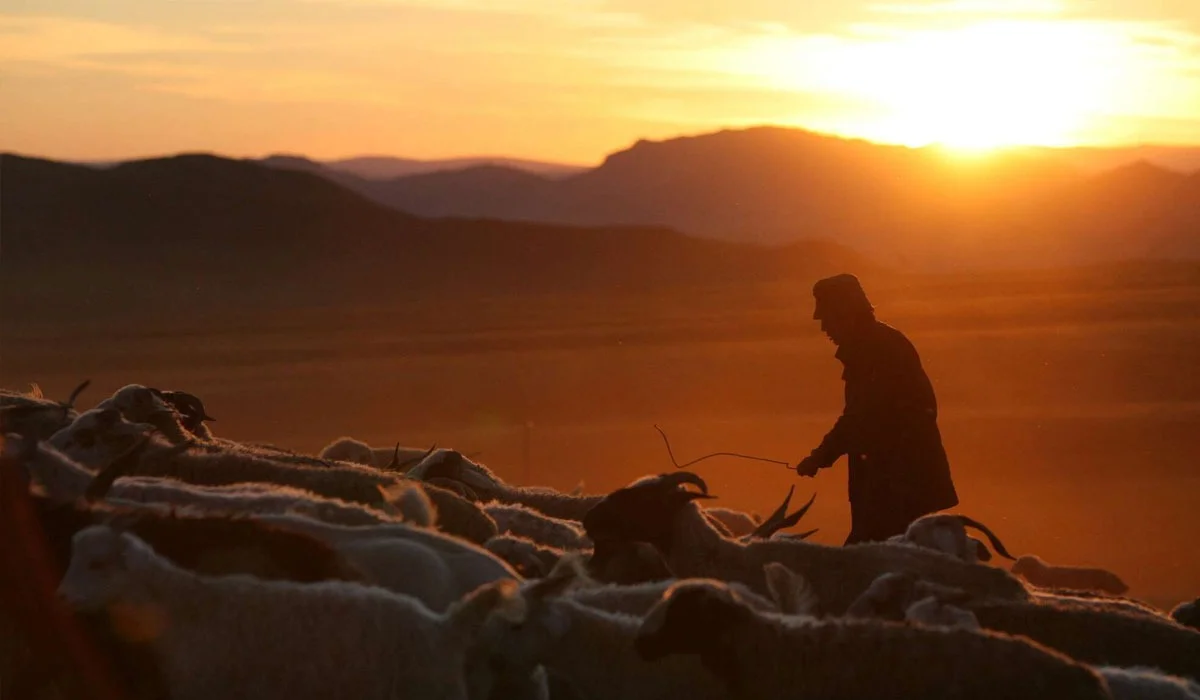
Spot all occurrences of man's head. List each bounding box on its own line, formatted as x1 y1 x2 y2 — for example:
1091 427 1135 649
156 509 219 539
812 273 875 345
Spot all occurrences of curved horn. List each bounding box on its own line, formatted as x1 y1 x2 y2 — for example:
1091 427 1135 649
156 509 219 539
779 492 817 529
385 443 401 469
658 471 708 494
750 485 795 539
955 515 1016 561
65 379 91 409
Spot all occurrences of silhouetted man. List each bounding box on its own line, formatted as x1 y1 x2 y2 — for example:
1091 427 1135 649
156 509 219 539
795 274 958 545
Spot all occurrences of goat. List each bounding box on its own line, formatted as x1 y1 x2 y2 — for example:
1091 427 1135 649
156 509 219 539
582 472 1029 615
887 512 1015 564
1013 554 1130 595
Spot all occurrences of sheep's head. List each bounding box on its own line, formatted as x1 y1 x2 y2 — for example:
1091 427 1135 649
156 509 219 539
635 578 754 682
1171 599 1199 631
904 595 981 631
582 472 714 559
846 571 975 622
49 408 156 469
0 379 90 442
58 525 156 612
406 449 501 497
156 390 215 434
468 556 588 687
96 385 176 425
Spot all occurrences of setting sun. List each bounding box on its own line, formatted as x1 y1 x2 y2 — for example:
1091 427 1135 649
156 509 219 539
736 19 1150 152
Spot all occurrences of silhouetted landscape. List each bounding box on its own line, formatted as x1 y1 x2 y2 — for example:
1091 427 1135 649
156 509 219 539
5 129 1200 611
259 127 1200 269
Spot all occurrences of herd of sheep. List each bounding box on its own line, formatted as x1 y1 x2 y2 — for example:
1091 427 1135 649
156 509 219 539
3 379 1200 699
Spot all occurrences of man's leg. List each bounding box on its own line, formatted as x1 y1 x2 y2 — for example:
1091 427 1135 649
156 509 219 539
844 502 919 545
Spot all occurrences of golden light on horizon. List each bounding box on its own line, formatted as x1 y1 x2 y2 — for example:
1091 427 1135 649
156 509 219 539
734 19 1156 153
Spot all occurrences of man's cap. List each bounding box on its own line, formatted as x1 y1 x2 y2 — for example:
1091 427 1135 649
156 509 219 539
812 273 874 319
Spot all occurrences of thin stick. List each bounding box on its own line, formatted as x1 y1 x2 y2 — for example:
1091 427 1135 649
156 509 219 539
654 425 792 470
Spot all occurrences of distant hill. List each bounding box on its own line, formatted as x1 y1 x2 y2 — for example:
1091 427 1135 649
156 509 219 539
325 155 587 180
261 154 586 180
0 152 866 323
257 127 1199 268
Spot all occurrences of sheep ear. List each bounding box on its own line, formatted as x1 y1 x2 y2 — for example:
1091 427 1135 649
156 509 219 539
764 563 818 616
530 554 588 601
450 579 526 635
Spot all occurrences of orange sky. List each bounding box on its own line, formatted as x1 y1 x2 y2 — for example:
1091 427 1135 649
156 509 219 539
2 0 1199 163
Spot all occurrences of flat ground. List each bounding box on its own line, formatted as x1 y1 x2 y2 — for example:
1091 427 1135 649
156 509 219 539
7 269 1199 610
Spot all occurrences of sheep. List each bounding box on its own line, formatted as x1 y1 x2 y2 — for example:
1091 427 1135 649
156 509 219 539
1013 554 1130 595
582 471 1029 615
1095 666 1200 700
154 388 216 439
52 417 409 508
422 481 500 545
1030 586 1171 621
846 570 1200 683
1172 599 1199 630
94 383 194 445
703 507 760 537
483 501 591 550
56 524 542 700
408 449 603 521
887 512 1015 564
0 379 89 442
564 560 815 618
253 512 521 611
11 433 431 528
466 556 733 700
29 490 367 586
633 578 1114 700
320 436 435 470
485 535 564 578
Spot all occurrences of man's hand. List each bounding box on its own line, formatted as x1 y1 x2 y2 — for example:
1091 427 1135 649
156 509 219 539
794 454 823 478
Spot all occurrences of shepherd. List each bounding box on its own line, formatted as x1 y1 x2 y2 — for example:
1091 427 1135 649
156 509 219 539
795 274 959 545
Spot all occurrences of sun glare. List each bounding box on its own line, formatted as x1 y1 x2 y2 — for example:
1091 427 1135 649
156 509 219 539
738 20 1138 152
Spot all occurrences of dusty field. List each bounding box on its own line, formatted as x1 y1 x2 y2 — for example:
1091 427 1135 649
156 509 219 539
6 269 1200 609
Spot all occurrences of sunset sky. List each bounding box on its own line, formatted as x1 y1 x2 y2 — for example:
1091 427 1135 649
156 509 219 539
3 0 1199 163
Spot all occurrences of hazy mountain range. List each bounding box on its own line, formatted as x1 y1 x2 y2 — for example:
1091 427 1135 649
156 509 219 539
1 151 863 323
256 127 1200 268
5 125 1198 325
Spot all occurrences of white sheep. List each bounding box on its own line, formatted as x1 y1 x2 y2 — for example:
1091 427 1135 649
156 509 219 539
1013 554 1130 595
466 557 733 700
51 418 408 508
254 513 521 611
565 560 816 618
703 507 760 537
886 513 1015 564
56 524 540 700
319 436 434 469
407 450 602 521
10 435 431 528
633 578 1114 700
483 502 591 550
1096 666 1200 700
845 570 1200 683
